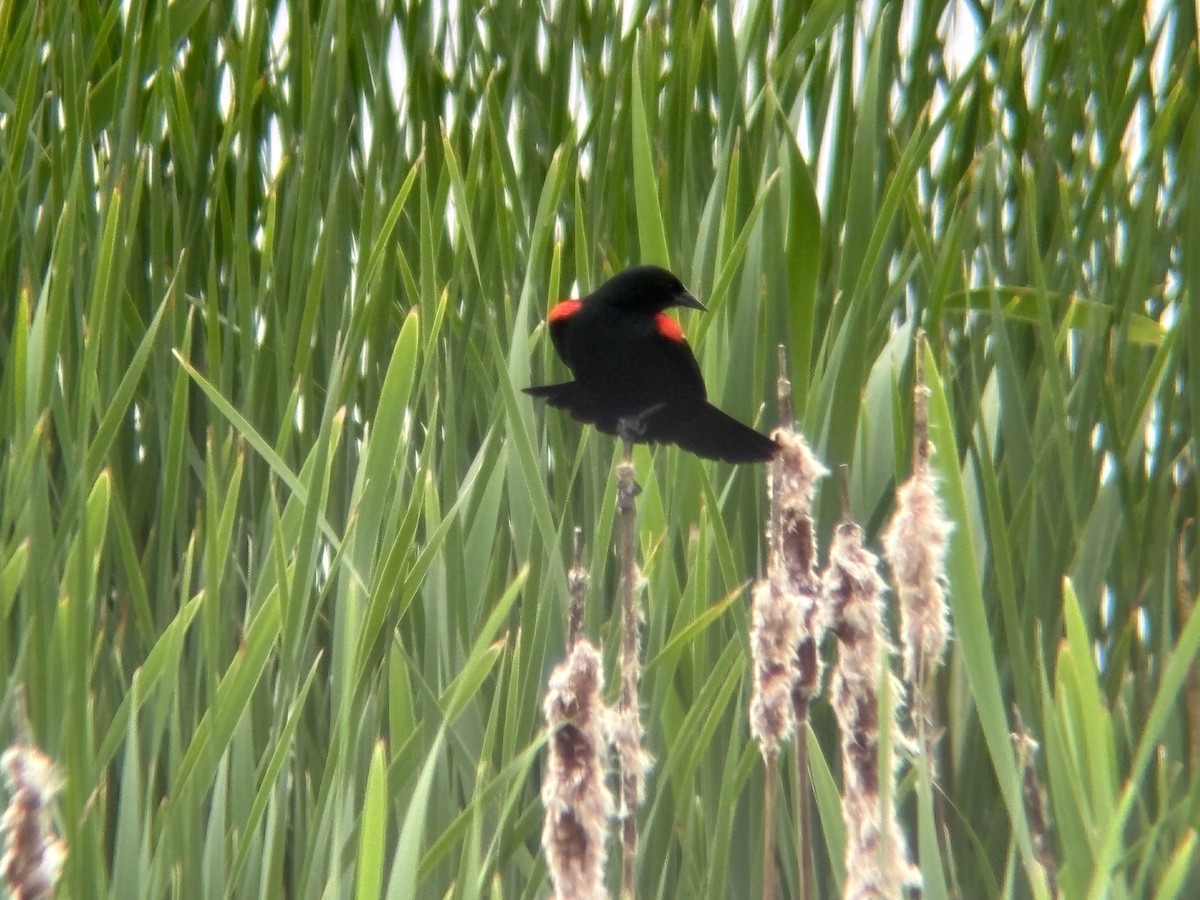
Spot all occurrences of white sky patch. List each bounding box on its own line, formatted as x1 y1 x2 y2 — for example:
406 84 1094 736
1126 0 1174 193
811 36 843 217
1161 261 1180 326
536 17 549 72
1099 583 1114 631
1099 450 1117 485
851 3 869 106
620 0 640 38
940 0 980 82
133 402 145 462
898 0 918 65
266 113 284 182
1147 0 1174 100
357 93 374 158
929 0 981 176
927 80 951 177
347 238 360 310
272 4 291 96
442 0 460 79
218 50 235 121
1136 606 1150 644
568 41 590 140
1144 400 1161 477
507 103 522 177
393 21 417 156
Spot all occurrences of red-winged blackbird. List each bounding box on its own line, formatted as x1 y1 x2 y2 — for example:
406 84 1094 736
524 265 779 463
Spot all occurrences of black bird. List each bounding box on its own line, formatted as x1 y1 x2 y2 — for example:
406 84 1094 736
524 265 779 463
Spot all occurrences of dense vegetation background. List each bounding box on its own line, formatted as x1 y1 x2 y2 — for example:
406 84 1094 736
1 0 1197 896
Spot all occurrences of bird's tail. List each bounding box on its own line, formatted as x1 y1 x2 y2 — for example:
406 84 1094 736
654 401 779 464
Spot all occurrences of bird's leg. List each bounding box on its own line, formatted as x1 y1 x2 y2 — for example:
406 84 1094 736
618 433 640 496
616 415 643 445
617 403 664 443
616 406 662 495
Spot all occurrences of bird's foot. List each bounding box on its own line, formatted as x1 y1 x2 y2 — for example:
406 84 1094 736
617 404 665 445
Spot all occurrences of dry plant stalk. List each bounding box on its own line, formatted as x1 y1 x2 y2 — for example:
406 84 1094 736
826 518 919 900
568 525 589 649
614 435 650 899
1012 709 1057 896
541 639 614 900
883 335 951 771
1 743 65 900
749 347 827 900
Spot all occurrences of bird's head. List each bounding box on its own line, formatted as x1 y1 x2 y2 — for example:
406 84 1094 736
598 264 706 314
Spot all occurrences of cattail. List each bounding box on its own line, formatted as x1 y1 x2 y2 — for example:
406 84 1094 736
751 348 828 900
883 459 951 731
750 569 802 900
541 639 614 900
1 744 65 900
771 429 829 723
826 520 919 900
749 577 802 758
751 363 828 751
884 339 951 765
613 445 651 899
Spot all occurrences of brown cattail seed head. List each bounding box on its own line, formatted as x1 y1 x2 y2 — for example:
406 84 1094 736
541 640 613 900
750 578 802 757
884 462 951 691
768 429 829 722
2 745 65 900
825 522 920 899
771 429 828 588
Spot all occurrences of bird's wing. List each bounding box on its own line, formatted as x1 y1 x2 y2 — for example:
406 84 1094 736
546 300 582 368
650 324 707 400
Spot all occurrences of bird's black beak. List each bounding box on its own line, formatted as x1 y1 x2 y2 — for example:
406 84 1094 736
674 289 706 312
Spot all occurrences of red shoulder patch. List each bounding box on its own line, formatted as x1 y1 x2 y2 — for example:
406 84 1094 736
548 299 582 323
655 313 686 342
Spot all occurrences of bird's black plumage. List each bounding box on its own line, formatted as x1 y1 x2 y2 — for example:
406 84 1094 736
524 265 779 464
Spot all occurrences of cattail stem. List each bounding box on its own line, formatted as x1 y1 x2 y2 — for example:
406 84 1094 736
615 430 644 899
567 526 587 648
794 731 813 900
762 751 779 900
885 329 951 792
776 344 792 434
